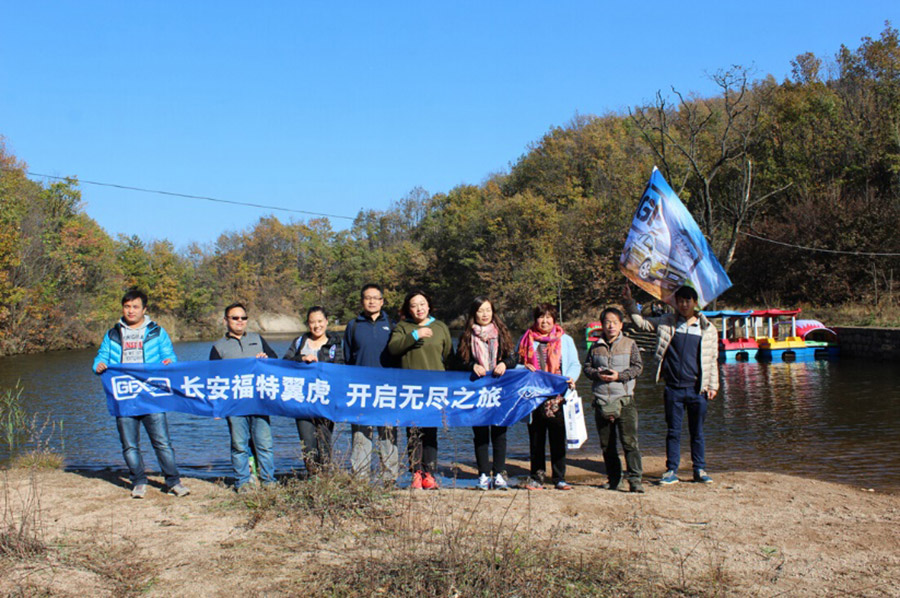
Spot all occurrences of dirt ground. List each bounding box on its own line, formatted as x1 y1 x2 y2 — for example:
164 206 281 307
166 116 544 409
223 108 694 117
1 456 898 597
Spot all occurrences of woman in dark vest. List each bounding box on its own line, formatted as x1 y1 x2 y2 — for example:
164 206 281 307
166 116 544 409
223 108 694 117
283 306 343 475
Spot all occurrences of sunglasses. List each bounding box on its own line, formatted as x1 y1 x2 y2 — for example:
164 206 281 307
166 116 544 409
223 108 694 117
228 316 249 321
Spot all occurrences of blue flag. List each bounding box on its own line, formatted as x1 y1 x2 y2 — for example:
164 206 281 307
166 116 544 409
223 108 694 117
619 168 731 306
100 358 569 428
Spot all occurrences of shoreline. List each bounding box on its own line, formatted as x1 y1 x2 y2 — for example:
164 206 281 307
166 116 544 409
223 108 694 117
45 452 900 497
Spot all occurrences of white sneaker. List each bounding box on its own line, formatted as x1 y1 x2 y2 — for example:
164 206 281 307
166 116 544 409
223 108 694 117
493 473 509 491
168 483 190 497
476 473 491 490
131 483 147 499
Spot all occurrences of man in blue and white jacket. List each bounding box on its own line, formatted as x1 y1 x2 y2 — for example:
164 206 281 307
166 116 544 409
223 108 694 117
93 289 189 498
624 284 719 486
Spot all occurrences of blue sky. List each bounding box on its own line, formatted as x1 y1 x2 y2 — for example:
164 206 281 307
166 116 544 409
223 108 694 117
2 2 897 248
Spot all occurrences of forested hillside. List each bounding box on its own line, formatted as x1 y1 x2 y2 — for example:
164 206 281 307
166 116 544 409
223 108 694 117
1 27 898 355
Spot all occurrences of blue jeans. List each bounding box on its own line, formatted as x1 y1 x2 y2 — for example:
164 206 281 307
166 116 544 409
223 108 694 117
663 386 708 473
116 413 181 488
227 415 275 487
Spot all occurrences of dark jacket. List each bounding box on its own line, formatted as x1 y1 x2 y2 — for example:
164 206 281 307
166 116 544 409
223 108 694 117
343 311 394 368
209 331 277 360
283 331 345 364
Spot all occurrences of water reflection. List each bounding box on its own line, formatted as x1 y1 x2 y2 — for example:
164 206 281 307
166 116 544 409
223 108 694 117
0 340 897 492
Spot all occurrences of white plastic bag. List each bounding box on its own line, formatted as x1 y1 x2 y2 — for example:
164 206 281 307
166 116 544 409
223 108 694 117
563 389 588 450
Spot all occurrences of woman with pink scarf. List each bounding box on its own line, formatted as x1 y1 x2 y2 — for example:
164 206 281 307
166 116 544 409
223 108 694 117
456 296 519 491
517 303 580 490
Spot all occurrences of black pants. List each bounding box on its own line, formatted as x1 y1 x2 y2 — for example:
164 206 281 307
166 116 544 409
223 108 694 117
406 426 437 473
473 425 507 476
594 400 642 485
528 402 567 483
296 418 334 471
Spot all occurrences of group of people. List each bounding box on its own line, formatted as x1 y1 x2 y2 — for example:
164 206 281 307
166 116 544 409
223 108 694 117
92 281 720 498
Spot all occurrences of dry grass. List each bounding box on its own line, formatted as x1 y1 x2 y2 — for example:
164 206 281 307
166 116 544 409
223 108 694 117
0 466 747 597
227 473 727 598
9 449 64 471
56 535 161 597
236 464 395 529
0 471 46 560
800 301 900 328
289 499 638 597
1 466 158 597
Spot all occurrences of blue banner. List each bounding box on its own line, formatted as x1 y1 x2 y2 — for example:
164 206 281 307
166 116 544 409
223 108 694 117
619 167 732 307
101 358 569 427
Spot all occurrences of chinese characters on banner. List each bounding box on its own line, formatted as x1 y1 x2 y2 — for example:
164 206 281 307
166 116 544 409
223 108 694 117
101 358 570 428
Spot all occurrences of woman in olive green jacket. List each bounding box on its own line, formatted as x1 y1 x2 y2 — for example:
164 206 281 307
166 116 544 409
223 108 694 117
388 289 451 489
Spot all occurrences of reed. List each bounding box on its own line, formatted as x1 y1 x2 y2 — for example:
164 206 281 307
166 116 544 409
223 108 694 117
0 381 27 452
0 470 46 560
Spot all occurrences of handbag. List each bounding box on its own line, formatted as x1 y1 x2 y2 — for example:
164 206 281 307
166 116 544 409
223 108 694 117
563 389 588 450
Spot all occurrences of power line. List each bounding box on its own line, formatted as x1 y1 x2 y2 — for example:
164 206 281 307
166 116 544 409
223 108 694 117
2 167 357 221
741 231 900 257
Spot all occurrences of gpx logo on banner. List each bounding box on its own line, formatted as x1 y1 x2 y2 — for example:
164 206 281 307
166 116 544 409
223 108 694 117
111 376 174 401
517 385 555 400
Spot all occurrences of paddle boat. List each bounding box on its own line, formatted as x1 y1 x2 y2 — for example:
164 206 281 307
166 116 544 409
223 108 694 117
585 321 603 351
750 309 817 362
796 319 840 359
700 310 757 362
597 307 838 363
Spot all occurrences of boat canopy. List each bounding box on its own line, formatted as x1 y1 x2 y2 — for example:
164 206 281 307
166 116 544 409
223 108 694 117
748 308 802 317
701 310 753 318
795 319 838 340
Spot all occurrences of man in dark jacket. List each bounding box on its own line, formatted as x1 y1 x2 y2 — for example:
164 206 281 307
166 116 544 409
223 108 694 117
210 302 278 491
343 283 399 481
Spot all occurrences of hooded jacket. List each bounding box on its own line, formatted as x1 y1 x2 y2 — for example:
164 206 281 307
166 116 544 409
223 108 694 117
92 316 177 372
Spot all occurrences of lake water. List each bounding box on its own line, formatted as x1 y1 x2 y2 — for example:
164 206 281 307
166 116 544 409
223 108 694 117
1 339 898 492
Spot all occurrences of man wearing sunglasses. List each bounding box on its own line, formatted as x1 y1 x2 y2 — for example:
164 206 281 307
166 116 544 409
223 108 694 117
210 302 278 491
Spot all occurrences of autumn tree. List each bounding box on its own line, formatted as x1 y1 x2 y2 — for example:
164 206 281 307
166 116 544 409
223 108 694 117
630 66 791 271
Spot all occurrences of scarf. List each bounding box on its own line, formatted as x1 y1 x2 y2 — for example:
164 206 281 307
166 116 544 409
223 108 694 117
470 323 499 370
518 323 564 375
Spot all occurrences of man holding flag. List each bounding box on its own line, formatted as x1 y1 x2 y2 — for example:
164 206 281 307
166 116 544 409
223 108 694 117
624 284 718 485
619 167 727 486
